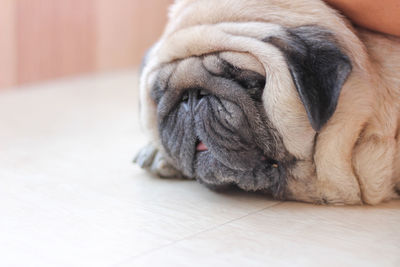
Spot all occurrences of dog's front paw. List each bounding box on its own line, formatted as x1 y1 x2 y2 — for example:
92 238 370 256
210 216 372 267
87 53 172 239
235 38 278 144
134 143 183 178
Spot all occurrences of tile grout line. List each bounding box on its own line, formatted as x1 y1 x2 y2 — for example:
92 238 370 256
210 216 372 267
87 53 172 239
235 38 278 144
112 201 284 266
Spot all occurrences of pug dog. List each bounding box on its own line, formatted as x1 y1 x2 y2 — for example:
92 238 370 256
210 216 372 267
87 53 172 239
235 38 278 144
134 0 400 205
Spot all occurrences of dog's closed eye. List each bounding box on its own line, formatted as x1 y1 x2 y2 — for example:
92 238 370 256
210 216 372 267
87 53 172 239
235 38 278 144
204 56 266 102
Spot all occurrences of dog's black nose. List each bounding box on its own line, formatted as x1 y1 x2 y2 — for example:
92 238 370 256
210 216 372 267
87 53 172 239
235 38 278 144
182 89 209 110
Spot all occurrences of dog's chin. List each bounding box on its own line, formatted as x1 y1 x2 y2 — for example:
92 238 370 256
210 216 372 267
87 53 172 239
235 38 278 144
159 122 286 197
193 147 283 195
157 113 286 196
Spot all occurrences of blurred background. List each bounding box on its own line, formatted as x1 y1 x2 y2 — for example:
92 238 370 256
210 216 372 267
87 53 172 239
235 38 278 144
0 0 173 90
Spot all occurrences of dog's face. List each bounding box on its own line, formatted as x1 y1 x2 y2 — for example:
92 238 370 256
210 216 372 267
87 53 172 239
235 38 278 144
152 53 289 196
143 24 352 199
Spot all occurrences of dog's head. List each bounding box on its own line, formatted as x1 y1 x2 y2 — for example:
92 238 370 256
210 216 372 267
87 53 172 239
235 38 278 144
139 1 357 200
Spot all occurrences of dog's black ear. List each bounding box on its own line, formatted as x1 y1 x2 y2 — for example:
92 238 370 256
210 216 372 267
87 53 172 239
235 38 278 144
265 26 352 131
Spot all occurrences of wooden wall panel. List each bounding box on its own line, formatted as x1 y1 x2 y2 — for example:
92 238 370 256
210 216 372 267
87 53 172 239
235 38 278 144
0 0 172 89
16 0 96 85
96 0 172 71
0 1 17 89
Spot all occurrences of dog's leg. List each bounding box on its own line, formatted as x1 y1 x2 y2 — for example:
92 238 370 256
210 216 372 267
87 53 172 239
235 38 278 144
134 143 183 178
353 136 397 204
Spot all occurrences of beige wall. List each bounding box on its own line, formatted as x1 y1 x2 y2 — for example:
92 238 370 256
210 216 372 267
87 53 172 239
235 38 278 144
0 0 172 90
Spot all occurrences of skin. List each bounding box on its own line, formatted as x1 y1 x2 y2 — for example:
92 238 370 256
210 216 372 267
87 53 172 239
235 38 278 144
324 0 400 37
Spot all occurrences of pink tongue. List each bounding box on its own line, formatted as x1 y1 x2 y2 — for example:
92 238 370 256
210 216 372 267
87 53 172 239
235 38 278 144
196 141 208 151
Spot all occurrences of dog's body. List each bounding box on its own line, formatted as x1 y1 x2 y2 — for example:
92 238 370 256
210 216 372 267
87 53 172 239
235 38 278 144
135 0 400 204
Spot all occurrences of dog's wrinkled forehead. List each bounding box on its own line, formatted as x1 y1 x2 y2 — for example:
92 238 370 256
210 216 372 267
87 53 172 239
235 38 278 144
151 52 265 101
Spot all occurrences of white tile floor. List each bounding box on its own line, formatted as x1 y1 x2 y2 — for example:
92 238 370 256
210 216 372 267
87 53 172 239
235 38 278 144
0 71 399 267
